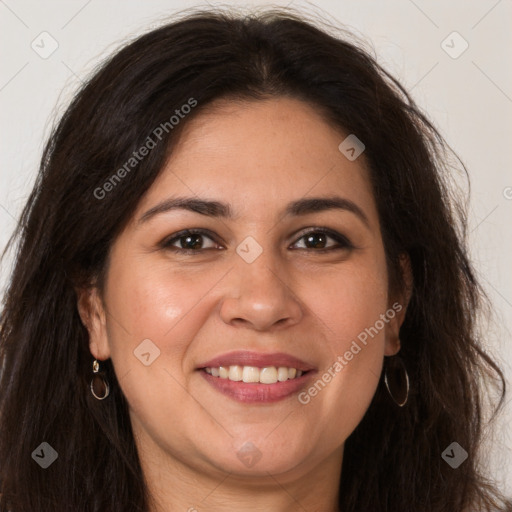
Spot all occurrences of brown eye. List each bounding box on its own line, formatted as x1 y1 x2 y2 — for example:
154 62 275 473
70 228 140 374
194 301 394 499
175 233 205 250
162 229 221 253
161 227 354 255
291 229 354 252
304 232 329 249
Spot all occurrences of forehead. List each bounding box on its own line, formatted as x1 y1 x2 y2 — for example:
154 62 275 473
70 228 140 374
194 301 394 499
134 97 378 226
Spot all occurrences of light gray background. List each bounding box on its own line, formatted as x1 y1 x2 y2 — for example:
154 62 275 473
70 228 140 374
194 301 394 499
1 0 511 494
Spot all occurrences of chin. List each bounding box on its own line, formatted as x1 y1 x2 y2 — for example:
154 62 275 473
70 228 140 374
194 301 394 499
201 435 312 477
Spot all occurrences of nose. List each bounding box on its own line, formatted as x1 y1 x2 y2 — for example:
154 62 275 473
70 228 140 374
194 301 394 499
219 248 303 332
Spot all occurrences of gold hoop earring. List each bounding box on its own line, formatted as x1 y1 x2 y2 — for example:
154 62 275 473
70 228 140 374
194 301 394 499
90 359 110 400
384 355 409 407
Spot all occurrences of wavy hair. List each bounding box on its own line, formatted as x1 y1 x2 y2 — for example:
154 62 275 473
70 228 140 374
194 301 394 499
1 7 510 512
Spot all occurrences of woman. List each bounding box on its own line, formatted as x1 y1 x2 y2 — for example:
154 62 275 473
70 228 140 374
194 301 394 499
0 7 510 512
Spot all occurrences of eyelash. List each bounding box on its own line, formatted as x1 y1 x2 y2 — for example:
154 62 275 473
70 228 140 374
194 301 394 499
160 227 355 254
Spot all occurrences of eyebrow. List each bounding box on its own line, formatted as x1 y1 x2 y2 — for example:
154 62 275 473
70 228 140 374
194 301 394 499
138 195 370 227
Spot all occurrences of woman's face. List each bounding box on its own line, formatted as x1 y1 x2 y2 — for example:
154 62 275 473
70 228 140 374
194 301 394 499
81 97 407 482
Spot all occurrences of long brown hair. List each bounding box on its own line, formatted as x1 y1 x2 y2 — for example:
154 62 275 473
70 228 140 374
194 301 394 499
1 7 510 512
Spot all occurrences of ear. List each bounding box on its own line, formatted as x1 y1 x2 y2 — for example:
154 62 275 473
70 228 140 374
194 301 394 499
384 253 413 356
76 286 111 361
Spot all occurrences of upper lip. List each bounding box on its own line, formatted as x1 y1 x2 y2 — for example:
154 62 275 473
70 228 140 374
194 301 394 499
197 350 316 372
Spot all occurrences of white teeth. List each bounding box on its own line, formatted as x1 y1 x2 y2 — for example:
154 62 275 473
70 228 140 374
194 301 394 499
204 365 305 384
259 366 278 384
242 366 260 383
228 365 243 381
277 367 289 382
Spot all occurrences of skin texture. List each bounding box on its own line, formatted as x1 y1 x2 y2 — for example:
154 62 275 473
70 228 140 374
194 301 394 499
78 97 411 512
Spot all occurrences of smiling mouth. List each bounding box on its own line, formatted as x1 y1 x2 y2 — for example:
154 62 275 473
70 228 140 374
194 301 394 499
201 365 308 384
198 366 314 404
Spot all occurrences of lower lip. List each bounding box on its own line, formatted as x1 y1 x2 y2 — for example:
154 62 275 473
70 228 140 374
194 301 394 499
199 370 315 404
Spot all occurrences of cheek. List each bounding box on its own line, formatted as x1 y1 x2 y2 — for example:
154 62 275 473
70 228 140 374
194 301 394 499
298 253 388 439
101 255 221 422
102 258 221 445
306 249 389 357
105 255 218 350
